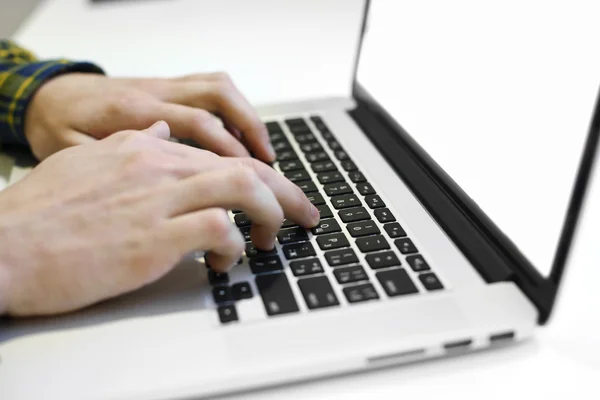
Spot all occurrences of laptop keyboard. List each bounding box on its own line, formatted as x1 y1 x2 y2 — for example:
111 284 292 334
206 116 445 324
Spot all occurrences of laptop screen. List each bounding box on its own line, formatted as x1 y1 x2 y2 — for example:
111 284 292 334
358 1 600 276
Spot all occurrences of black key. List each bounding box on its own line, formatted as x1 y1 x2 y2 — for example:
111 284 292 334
269 131 286 142
299 142 324 153
240 226 251 242
272 139 292 153
311 218 341 235
365 195 385 209
356 235 390 253
343 283 379 303
282 219 298 228
290 258 324 277
213 286 233 304
295 133 317 144
288 124 312 135
217 304 238 324
341 160 357 171
297 276 339 309
306 192 326 206
320 130 335 142
296 181 318 193
305 152 330 163
324 182 353 197
316 233 350 250
208 270 229 286
310 115 328 132
406 255 431 272
245 243 277 258
374 208 396 223
338 207 370 223
279 159 304 172
249 255 283 274
256 273 300 316
275 150 298 162
316 204 333 219
365 251 401 270
276 150 299 161
384 223 407 238
348 171 366 183
394 238 419 254
325 248 359 267
328 140 342 150
419 272 444 291
311 160 337 173
317 171 345 185
232 282 253 300
376 268 419 297
334 150 349 160
333 265 369 284
231 209 243 214
282 242 316 260
285 169 312 183
265 121 283 134
285 117 308 128
356 182 376 196
277 227 309 244
234 213 251 227
331 194 361 209
346 220 380 237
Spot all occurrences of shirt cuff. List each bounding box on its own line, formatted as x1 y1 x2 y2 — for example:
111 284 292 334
0 60 104 147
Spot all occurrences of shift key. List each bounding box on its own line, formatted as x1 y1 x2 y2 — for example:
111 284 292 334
256 273 300 316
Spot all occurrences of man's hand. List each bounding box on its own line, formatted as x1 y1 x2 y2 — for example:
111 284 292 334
24 72 275 161
0 122 319 317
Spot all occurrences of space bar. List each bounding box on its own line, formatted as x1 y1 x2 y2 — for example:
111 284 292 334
255 273 300 316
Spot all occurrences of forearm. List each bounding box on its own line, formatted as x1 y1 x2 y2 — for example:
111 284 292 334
0 40 104 148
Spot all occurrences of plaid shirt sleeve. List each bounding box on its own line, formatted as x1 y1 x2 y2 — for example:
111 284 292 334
0 40 104 148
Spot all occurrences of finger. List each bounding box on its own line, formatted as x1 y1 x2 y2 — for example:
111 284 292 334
155 102 251 158
142 120 171 140
165 74 275 162
166 165 284 250
227 158 320 228
163 208 244 273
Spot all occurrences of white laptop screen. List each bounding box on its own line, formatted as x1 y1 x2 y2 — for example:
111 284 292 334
358 0 600 276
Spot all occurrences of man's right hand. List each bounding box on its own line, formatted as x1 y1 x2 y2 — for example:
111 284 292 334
0 121 320 317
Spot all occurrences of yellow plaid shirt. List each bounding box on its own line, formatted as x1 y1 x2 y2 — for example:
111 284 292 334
0 40 103 148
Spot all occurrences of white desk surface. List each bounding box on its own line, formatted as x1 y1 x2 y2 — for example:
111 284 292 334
6 1 600 399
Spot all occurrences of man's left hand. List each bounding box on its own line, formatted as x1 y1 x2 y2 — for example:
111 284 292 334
24 72 275 161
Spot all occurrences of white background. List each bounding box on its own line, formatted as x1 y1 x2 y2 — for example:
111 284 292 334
9 0 600 399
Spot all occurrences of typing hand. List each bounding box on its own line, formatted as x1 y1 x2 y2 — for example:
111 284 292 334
0 122 318 317
24 72 274 162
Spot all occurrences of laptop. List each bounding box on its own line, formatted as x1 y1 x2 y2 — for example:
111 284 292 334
1 0 599 399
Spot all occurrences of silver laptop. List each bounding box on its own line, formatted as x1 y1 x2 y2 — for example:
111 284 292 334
1 1 599 399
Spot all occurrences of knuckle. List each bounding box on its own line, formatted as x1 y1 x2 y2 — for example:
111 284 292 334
122 149 156 175
210 73 235 100
190 109 215 131
212 71 232 84
231 165 260 194
204 209 233 241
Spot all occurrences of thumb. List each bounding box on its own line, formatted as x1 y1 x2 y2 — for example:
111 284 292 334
144 120 171 140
